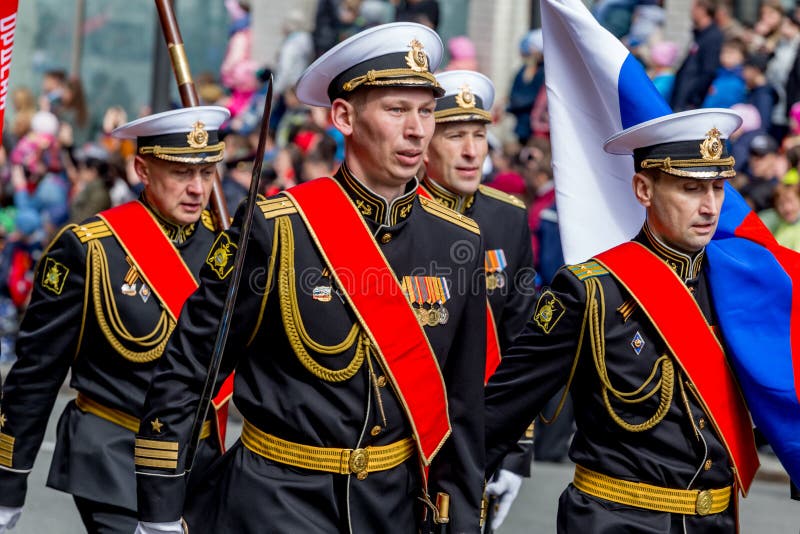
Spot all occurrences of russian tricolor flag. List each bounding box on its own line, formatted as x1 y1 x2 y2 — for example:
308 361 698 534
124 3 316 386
542 0 800 487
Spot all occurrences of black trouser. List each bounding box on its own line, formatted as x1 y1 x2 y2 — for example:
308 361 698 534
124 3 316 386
73 496 137 534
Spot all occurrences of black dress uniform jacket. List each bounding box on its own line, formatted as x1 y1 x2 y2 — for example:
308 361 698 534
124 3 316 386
136 166 487 533
0 197 221 512
420 177 536 476
485 224 737 533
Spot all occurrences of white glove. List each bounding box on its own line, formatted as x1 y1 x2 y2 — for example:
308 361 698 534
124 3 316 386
484 469 523 530
0 506 22 533
134 520 184 534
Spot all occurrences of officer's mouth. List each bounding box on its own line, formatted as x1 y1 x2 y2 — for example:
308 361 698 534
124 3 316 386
455 166 480 177
396 150 422 166
692 221 716 234
181 202 203 213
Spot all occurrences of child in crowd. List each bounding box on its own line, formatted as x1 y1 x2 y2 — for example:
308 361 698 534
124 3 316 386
648 40 678 102
759 182 800 251
703 37 747 108
743 53 777 133
782 101 800 151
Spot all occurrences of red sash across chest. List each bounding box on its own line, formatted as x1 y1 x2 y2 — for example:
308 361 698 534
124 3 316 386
100 201 234 448
595 242 759 493
286 178 451 465
100 201 197 321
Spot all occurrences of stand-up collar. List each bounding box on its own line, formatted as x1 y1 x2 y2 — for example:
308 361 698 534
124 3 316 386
334 164 417 226
635 222 704 282
139 193 197 244
420 174 475 214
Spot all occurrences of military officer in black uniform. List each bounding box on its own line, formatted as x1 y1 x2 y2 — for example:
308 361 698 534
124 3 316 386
485 109 760 532
420 70 537 531
0 106 231 533
134 23 486 534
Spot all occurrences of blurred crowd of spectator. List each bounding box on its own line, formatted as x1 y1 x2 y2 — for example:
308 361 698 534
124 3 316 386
610 0 800 256
2 0 800 385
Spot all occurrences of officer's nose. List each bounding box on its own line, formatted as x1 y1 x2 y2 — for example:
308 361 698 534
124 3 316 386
462 137 477 159
406 111 428 139
699 186 720 216
186 172 205 195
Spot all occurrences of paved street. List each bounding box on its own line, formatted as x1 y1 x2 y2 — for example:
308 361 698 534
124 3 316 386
8 390 800 532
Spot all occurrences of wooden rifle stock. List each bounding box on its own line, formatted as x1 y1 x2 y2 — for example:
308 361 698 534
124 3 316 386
153 0 230 231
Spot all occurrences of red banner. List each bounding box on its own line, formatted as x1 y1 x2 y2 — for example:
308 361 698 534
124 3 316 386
0 1 18 141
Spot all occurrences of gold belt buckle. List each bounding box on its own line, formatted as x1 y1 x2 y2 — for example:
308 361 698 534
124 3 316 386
696 490 713 515
349 448 369 480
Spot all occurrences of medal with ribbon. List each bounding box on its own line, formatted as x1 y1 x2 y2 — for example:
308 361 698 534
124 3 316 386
435 276 450 325
485 249 508 291
121 256 139 296
403 276 425 325
403 275 450 327
423 276 439 327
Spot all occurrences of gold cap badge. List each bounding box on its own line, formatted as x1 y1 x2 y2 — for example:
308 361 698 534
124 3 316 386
405 39 429 72
187 121 209 149
455 84 476 109
699 127 723 161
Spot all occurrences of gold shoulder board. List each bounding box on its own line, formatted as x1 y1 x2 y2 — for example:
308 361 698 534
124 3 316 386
419 196 480 235
201 210 216 232
258 196 298 219
478 184 527 210
72 221 112 243
567 260 609 281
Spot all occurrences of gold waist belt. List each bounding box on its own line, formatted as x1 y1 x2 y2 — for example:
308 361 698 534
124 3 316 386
76 392 211 439
241 419 415 480
573 464 732 516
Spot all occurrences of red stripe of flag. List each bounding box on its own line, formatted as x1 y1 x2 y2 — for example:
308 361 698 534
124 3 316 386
735 212 800 405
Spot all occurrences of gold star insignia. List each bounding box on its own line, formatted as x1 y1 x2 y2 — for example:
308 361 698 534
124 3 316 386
0 412 6 429
151 418 164 433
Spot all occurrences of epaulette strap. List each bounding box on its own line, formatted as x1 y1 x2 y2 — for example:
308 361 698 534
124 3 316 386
72 221 112 243
419 196 480 235
567 260 609 281
201 210 216 232
259 196 298 219
478 184 527 209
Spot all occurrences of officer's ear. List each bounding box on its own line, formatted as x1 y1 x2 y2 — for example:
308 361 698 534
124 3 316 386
330 97 356 136
632 170 656 208
134 155 151 188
